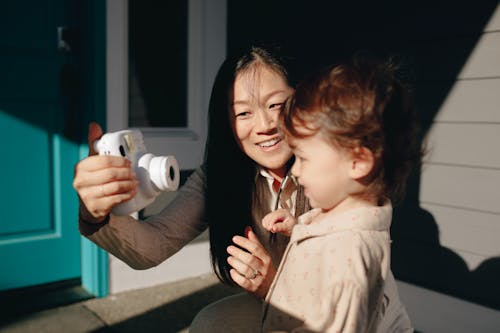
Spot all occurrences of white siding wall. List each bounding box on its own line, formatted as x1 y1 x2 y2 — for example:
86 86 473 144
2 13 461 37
420 14 500 272
399 4 500 331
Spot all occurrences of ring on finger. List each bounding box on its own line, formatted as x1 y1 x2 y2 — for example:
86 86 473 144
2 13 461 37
246 268 260 280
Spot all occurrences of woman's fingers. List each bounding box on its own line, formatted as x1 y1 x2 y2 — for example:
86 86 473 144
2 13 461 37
76 154 131 174
77 178 137 217
79 179 137 200
86 190 137 218
227 245 261 272
73 122 140 221
229 269 258 292
226 227 275 298
74 156 134 188
73 154 137 220
226 253 259 279
87 162 135 186
227 228 269 279
231 241 270 276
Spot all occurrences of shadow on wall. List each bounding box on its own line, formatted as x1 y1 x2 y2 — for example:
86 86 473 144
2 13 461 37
392 172 500 310
228 0 500 310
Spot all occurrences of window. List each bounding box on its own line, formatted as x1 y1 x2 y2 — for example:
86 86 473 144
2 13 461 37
128 1 188 128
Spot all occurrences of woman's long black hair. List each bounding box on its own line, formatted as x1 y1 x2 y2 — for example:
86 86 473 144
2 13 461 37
204 45 293 285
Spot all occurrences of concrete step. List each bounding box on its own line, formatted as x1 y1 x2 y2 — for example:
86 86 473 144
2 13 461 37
0 274 240 333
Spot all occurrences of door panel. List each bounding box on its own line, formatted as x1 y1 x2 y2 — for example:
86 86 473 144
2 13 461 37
1 109 53 234
0 0 81 290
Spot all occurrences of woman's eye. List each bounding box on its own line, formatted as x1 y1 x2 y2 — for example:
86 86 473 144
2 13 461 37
269 102 285 110
235 111 251 118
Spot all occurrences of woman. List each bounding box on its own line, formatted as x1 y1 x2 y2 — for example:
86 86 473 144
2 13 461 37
73 46 410 332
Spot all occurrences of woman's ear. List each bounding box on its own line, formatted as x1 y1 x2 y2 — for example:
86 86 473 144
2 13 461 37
349 146 375 180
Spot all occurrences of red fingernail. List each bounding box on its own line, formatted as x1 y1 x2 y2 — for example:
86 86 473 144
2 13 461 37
244 226 251 238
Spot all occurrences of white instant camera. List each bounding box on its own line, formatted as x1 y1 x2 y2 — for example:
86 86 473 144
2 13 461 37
94 129 180 215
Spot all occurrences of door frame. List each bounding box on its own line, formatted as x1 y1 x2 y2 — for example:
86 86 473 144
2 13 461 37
81 0 227 297
79 0 108 297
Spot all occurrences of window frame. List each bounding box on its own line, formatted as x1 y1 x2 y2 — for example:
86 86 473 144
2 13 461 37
106 0 227 170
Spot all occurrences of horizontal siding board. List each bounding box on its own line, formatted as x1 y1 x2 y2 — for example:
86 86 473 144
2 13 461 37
459 32 500 78
404 36 487 82
420 164 500 214
453 248 495 272
421 203 500 259
397 32 500 82
429 78 500 123
424 123 500 168
484 4 500 32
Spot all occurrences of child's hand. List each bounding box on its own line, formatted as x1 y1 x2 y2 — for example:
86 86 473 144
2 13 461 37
262 208 297 237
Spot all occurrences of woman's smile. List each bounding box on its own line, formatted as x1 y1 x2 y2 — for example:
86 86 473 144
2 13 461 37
256 137 282 150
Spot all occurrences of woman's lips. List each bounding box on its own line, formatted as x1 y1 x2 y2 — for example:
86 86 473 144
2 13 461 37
256 137 281 150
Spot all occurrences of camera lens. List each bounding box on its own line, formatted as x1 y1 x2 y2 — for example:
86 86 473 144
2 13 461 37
169 166 175 180
119 145 126 157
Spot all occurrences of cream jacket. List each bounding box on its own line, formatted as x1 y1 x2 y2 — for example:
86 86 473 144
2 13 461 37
263 203 413 333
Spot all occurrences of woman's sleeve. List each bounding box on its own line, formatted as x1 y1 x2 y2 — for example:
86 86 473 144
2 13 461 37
79 167 208 269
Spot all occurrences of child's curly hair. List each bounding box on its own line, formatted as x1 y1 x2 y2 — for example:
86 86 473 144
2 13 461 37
280 57 423 204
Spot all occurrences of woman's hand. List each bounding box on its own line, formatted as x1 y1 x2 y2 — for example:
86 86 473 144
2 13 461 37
73 122 138 222
262 208 297 237
226 227 276 299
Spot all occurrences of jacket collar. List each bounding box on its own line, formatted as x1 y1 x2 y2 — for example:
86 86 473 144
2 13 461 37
291 202 392 243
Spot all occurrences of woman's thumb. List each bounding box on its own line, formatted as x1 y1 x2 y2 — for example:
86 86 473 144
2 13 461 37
88 122 103 155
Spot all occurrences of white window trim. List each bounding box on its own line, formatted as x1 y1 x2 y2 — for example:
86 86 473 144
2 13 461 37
105 0 226 293
106 0 227 170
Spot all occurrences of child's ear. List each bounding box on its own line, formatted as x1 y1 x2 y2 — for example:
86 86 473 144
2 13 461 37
349 147 375 180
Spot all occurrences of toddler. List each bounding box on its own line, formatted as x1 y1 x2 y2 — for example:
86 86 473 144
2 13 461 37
261 58 420 332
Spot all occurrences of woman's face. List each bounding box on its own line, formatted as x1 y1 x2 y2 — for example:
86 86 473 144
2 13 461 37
230 65 294 180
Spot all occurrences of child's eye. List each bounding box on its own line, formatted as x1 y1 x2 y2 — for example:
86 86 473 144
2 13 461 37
295 155 306 163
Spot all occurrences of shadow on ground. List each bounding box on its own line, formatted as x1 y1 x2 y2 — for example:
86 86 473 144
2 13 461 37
88 281 240 333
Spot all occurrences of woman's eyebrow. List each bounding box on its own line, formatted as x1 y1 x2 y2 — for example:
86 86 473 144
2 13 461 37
262 89 288 101
231 99 251 106
232 89 288 106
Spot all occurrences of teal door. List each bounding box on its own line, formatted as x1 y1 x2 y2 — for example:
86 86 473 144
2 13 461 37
0 0 82 290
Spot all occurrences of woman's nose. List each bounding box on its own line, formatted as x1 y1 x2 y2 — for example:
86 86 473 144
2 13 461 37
255 110 275 132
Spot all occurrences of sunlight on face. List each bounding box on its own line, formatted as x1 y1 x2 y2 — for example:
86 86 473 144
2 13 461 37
230 65 294 180
290 132 354 211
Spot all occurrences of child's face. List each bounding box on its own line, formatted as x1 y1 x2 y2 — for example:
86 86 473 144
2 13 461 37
290 131 353 211
230 66 294 179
